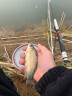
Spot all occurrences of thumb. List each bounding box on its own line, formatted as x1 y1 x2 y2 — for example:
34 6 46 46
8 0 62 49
37 43 46 52
36 44 42 56
37 44 43 50
37 44 52 54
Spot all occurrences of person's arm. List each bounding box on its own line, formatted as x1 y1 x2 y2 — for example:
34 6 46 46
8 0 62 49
36 66 72 96
0 68 20 96
20 44 72 96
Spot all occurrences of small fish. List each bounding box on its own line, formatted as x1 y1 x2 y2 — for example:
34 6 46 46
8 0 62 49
25 43 38 85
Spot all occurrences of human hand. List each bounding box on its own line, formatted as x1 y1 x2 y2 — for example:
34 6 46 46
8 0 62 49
19 44 56 82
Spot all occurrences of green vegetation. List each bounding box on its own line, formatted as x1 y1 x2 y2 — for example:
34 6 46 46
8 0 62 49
0 53 4 58
5 72 13 78
66 62 72 67
61 30 72 34
59 62 72 67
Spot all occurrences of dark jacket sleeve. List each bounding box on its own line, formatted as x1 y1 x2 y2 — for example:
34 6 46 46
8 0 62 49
0 68 20 96
35 66 72 96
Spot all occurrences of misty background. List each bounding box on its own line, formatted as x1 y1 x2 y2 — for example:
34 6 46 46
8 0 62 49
0 0 72 29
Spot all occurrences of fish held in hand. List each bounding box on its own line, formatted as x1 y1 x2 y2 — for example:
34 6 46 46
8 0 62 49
25 43 38 85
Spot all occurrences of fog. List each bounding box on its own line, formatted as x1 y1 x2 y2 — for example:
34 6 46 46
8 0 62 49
0 0 71 28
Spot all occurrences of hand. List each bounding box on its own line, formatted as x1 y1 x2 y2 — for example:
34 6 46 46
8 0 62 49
19 44 56 82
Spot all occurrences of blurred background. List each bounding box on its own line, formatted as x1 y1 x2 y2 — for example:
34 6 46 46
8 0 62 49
0 0 71 29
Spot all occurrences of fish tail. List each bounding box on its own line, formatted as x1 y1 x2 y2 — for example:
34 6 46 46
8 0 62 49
26 79 35 86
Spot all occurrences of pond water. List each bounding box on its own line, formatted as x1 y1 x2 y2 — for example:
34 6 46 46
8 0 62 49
0 0 71 28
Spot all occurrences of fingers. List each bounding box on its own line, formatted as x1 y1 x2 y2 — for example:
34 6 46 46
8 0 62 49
22 46 27 51
20 53 25 65
19 46 27 73
20 53 25 59
19 47 26 66
19 59 24 65
19 53 25 73
20 66 25 73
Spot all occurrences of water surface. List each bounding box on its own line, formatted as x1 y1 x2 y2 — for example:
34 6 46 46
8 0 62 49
0 0 71 28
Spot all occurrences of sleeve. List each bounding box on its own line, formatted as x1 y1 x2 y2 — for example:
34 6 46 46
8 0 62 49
0 68 20 96
35 66 72 96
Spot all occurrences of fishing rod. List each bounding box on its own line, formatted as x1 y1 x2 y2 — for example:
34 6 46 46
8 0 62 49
48 0 68 62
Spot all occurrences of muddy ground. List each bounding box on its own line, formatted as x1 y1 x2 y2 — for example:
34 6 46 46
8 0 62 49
0 25 72 96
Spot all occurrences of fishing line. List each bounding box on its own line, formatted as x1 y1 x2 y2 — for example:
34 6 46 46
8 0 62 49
48 0 54 55
48 0 56 55
49 3 55 20
49 2 57 55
